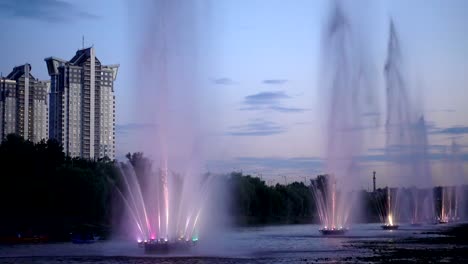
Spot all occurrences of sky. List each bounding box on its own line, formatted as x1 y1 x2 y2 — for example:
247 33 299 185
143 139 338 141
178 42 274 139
0 0 467 187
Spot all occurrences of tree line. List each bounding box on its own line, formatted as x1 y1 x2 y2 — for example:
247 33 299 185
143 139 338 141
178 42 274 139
6 134 458 241
0 134 118 240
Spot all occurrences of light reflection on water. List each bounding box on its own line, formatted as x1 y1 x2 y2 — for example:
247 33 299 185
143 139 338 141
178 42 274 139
0 223 446 261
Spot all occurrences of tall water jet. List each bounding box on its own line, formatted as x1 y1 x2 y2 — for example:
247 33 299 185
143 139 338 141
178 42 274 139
113 1 221 252
384 21 434 224
373 185 402 229
316 2 377 233
438 140 466 223
311 174 349 234
376 187 401 230
437 186 458 223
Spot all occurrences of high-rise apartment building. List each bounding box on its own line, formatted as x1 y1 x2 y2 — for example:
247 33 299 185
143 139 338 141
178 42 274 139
0 64 49 142
45 47 118 160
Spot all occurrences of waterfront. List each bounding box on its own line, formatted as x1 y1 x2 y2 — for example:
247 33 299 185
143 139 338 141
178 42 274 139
1 223 466 263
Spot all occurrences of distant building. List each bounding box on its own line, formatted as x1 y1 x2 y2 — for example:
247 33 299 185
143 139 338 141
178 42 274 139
45 47 118 160
0 64 49 142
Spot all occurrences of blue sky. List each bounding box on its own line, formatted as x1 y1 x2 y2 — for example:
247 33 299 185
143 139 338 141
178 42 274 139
0 0 467 187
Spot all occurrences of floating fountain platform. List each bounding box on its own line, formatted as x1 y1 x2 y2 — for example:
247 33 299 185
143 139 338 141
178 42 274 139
381 224 399 230
319 227 349 235
138 239 197 254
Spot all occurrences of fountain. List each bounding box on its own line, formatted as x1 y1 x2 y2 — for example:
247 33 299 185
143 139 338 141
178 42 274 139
384 20 435 225
113 161 215 253
438 140 466 223
111 1 219 253
437 185 461 224
407 187 434 225
380 187 400 230
311 175 349 235
315 2 378 235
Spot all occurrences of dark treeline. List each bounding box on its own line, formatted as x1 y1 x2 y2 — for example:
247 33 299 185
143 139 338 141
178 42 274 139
0 136 465 241
228 173 382 225
228 173 314 225
0 134 118 240
0 135 381 240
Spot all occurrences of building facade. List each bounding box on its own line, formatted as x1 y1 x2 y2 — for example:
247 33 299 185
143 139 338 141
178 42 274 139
45 47 118 160
0 64 49 142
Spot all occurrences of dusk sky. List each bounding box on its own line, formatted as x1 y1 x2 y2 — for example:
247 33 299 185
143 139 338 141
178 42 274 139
1 0 467 187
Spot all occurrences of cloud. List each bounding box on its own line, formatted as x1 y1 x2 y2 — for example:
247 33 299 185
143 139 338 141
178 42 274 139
116 123 157 134
368 144 449 154
362 143 468 164
269 106 307 113
226 119 286 136
242 90 306 113
359 152 468 164
212 77 237 85
434 126 468 135
428 109 456 113
206 156 323 178
244 91 289 105
0 0 99 22
263 79 288 85
234 156 322 170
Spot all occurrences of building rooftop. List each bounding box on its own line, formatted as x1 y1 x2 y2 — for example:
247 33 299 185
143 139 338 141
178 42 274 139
6 64 35 80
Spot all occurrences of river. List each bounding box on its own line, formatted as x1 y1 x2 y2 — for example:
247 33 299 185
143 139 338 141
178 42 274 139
0 223 448 263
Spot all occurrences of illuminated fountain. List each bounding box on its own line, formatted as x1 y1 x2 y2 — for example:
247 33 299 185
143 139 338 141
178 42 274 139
384 20 435 225
114 161 214 253
408 187 434 225
437 140 467 224
311 175 350 235
437 186 461 224
376 187 399 230
112 0 217 253
316 2 378 235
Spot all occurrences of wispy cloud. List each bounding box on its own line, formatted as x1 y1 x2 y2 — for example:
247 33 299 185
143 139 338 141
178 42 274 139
227 119 286 136
362 142 468 164
269 106 307 113
212 77 237 85
359 152 468 164
242 91 306 113
263 79 288 85
368 144 449 154
244 91 289 105
433 126 468 135
207 156 323 177
428 109 456 113
116 123 157 134
234 156 322 170
0 0 99 22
